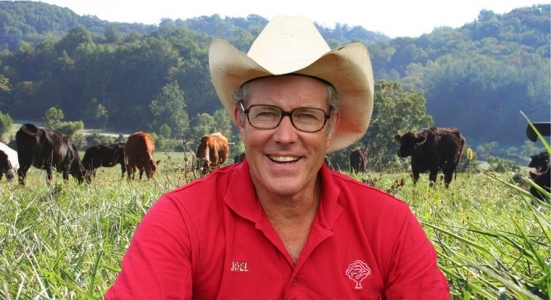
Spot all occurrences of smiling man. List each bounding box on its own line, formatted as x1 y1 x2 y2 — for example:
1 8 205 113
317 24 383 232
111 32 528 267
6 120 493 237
105 15 450 299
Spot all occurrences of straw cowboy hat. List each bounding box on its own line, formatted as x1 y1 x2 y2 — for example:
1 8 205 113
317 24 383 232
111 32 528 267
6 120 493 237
209 15 374 153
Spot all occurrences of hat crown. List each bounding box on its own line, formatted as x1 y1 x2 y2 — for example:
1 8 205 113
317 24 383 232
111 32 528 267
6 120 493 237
247 16 331 74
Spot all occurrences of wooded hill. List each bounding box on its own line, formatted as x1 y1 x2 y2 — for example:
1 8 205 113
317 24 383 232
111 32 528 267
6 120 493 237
0 2 549 151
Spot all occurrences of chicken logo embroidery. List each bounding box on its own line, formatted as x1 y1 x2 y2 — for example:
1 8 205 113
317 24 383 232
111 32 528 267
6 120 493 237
346 260 371 289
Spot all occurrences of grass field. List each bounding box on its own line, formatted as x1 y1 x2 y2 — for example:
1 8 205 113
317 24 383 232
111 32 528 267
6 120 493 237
0 151 549 299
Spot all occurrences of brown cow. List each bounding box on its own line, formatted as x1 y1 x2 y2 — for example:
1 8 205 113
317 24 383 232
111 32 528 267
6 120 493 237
394 127 465 188
125 132 160 180
196 132 229 175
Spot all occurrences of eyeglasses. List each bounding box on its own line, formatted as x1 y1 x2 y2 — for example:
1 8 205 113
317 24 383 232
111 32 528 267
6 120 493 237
239 101 331 133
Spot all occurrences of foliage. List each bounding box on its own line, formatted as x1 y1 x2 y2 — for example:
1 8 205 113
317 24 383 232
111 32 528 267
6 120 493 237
149 81 189 138
82 98 108 129
41 107 64 129
486 156 520 173
476 142 499 160
56 120 84 137
358 80 433 172
0 2 548 155
0 111 13 138
0 155 549 299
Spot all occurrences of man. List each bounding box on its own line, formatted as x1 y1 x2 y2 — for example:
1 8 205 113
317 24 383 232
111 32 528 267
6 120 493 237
105 15 450 299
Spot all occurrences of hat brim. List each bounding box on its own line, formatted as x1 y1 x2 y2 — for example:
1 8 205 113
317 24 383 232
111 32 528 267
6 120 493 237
209 40 374 153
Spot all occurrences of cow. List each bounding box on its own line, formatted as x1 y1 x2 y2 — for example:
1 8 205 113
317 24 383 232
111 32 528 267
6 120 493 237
234 152 246 163
15 123 88 185
125 132 160 180
394 126 466 188
0 150 14 181
526 122 551 142
528 152 549 172
0 142 18 181
349 147 367 173
196 132 229 175
82 143 127 178
529 167 550 202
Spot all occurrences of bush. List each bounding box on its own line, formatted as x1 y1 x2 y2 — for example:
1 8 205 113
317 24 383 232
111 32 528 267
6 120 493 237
56 121 84 137
0 110 13 137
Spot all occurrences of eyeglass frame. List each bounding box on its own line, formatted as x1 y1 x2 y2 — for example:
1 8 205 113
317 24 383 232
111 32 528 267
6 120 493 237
238 100 332 133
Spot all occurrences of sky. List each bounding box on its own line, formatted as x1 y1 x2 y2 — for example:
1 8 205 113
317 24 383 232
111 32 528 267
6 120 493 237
37 0 545 38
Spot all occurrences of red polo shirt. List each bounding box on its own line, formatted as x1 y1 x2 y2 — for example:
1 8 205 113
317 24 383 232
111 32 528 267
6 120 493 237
105 159 450 299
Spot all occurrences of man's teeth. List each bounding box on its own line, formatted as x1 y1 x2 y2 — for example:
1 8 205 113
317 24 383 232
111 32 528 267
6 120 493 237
269 156 299 162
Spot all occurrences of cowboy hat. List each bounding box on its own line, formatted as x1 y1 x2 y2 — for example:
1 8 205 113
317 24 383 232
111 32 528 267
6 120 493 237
209 15 374 153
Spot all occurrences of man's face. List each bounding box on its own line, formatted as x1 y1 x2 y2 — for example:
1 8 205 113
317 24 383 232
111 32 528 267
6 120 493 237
234 75 339 198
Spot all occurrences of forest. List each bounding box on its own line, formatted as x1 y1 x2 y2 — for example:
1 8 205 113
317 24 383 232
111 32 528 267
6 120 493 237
0 2 549 169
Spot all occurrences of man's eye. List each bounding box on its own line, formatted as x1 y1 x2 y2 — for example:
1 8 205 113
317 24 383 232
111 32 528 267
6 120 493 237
257 111 277 117
296 113 317 120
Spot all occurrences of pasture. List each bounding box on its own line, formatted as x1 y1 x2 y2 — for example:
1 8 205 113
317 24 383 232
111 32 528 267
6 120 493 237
0 151 549 299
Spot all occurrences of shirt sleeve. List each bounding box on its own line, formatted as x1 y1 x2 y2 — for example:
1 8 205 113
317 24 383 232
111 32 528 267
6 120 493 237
104 194 194 300
384 209 451 299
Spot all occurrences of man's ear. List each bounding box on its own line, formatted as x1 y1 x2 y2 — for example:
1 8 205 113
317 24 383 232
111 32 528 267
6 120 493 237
328 112 340 138
326 112 340 148
233 102 244 134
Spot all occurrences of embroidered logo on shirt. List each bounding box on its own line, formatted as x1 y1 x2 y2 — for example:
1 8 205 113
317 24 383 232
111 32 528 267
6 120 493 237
346 260 371 289
230 261 249 272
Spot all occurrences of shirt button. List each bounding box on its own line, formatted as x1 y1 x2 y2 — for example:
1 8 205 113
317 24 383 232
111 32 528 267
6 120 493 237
291 279 297 286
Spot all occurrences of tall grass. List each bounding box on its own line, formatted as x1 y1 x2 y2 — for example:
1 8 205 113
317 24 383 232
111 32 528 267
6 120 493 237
1 151 549 299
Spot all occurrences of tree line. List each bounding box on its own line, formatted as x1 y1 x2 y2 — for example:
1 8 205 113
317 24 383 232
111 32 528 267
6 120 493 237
0 2 548 170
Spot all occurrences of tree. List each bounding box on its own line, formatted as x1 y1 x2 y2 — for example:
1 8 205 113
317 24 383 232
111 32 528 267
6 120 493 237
42 107 64 129
149 81 189 138
359 80 433 171
82 98 108 129
213 108 233 138
0 111 13 138
191 113 216 141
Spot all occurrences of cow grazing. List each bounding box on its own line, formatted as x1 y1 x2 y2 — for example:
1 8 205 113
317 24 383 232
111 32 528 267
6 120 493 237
82 143 127 178
528 152 549 172
529 168 550 202
0 150 14 181
0 142 18 181
16 124 88 185
526 122 551 142
349 147 367 173
196 132 229 175
394 127 466 188
125 132 160 180
234 152 245 163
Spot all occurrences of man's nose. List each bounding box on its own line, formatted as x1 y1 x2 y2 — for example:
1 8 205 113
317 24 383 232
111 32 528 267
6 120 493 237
273 115 297 143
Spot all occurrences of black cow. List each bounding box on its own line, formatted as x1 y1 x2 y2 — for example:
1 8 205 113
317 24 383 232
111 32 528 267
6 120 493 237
528 152 549 172
394 127 466 188
16 123 88 185
349 147 367 173
82 143 127 178
0 150 14 181
234 152 246 163
529 168 550 202
526 122 550 142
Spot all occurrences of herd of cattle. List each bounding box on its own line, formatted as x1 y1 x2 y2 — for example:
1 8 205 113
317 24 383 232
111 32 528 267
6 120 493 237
0 123 548 202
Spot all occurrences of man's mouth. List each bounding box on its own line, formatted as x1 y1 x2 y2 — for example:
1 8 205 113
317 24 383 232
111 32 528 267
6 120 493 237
268 156 300 163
